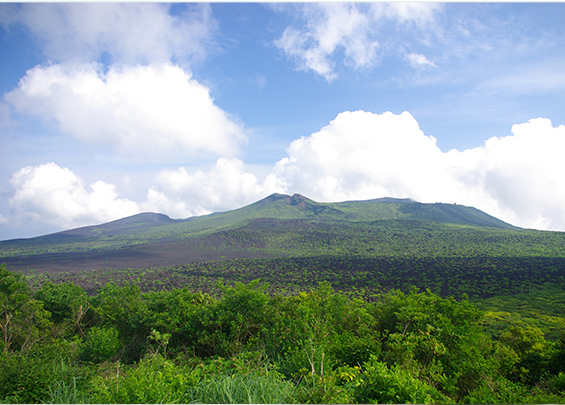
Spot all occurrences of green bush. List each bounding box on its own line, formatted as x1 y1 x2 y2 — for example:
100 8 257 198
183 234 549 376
462 377 528 404
86 354 193 404
0 341 84 404
353 355 448 404
80 326 121 363
549 372 565 393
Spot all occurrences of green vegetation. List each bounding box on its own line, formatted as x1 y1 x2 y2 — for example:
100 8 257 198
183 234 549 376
1 194 565 403
1 264 565 404
0 193 525 265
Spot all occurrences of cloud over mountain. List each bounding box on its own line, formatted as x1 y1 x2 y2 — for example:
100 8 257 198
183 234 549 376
8 162 139 230
1 4 565 239
269 111 565 231
4 112 565 234
145 158 267 218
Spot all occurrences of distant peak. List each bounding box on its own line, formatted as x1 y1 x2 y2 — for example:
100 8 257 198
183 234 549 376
254 193 290 206
262 193 290 200
290 193 305 203
372 197 416 203
343 196 417 204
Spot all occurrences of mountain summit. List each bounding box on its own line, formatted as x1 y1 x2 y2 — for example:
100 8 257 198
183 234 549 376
191 193 516 230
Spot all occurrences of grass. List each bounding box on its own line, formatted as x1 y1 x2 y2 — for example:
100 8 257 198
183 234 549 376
192 372 296 404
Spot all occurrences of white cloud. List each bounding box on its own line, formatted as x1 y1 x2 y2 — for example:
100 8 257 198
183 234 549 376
0 3 216 65
405 52 437 70
449 118 565 230
7 162 140 230
144 157 275 218
6 62 247 159
269 110 455 203
3 113 565 236
275 3 378 82
274 3 441 81
268 111 565 231
371 2 440 25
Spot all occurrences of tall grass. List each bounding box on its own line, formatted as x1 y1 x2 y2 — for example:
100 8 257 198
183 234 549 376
44 378 88 404
192 372 295 404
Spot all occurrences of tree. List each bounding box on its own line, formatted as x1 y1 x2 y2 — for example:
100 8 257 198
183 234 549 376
93 281 150 361
0 264 51 353
372 288 494 399
35 281 90 336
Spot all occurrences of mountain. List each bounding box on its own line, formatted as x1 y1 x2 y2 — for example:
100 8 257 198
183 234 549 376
51 193 517 239
3 193 565 300
0 193 541 274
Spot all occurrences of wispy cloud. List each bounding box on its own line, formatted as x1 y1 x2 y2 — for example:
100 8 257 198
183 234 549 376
404 52 437 70
274 3 442 82
0 3 216 65
475 63 565 95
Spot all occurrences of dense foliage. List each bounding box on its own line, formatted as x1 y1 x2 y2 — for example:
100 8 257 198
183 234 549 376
2 264 565 404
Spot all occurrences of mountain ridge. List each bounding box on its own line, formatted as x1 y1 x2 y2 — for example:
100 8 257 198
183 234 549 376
47 193 517 240
0 193 535 274
14 193 517 242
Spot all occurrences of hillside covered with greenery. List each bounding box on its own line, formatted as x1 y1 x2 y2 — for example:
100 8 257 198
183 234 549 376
0 193 521 272
2 194 565 403
2 265 565 404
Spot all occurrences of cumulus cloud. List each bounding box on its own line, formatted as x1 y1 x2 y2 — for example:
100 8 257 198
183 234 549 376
268 111 565 231
7 162 140 230
144 158 274 218
2 158 275 235
6 63 247 159
449 118 565 230
269 110 455 203
274 3 441 81
3 113 565 236
0 3 215 65
1 3 239 161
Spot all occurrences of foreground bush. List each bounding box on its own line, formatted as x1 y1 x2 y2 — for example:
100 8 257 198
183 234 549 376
2 267 565 404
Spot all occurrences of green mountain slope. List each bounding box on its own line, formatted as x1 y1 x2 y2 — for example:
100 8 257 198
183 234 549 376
0 193 556 277
2 193 565 305
182 193 517 230
54 193 517 238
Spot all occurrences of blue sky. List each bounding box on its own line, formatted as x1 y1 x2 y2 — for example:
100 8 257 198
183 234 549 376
1 2 565 240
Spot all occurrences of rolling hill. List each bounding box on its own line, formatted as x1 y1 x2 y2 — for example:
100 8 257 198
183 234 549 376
2 193 565 300
6 192 518 241
0 193 521 271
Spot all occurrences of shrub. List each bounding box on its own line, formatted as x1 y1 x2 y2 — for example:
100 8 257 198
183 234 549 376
353 355 448 404
80 326 121 363
86 354 193 404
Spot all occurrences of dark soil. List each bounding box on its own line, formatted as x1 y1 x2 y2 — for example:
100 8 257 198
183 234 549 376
2 240 270 274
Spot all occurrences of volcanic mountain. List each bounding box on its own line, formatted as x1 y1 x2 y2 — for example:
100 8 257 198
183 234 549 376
0 193 524 273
